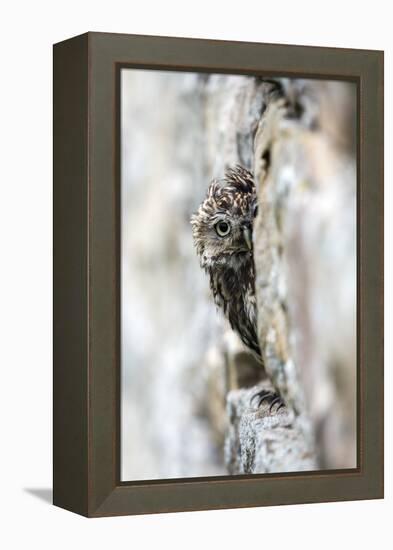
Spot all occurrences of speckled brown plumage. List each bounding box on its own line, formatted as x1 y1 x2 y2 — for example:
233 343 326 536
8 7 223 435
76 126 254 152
191 165 261 358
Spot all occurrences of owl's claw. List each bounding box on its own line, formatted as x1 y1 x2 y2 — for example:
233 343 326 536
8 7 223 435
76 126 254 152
269 396 284 412
251 390 286 414
251 389 271 408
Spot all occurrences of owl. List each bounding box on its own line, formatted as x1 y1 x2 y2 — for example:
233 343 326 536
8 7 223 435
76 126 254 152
191 165 284 412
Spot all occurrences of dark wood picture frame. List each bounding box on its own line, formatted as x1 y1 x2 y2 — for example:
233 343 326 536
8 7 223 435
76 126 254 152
53 32 384 517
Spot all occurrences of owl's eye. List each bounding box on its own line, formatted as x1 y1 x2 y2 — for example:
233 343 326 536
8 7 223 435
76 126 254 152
215 220 231 237
253 204 259 218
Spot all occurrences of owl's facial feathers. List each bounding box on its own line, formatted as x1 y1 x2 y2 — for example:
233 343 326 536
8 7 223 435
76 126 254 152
191 165 257 269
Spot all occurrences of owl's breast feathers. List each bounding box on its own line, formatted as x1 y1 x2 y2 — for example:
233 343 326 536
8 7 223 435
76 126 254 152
208 257 261 358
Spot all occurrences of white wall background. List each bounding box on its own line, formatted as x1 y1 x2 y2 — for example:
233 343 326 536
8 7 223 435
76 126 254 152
0 1 391 548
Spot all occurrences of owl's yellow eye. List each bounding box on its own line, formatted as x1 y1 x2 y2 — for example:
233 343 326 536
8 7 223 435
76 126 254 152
215 220 231 237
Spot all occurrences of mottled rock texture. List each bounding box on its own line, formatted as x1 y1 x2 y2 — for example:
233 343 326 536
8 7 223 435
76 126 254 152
226 383 316 474
226 80 356 473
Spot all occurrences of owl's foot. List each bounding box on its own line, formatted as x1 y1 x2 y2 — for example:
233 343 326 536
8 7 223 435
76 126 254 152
251 389 286 413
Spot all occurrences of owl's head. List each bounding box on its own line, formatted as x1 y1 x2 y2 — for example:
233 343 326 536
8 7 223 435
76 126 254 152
191 165 258 269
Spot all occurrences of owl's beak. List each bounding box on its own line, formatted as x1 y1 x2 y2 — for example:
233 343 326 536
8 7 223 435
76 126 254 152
242 227 253 251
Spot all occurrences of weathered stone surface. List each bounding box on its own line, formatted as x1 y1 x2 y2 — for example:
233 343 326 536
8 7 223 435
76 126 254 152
249 81 356 471
225 383 317 474
223 80 356 474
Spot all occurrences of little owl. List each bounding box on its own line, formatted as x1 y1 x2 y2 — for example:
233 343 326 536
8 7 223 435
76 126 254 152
191 165 284 411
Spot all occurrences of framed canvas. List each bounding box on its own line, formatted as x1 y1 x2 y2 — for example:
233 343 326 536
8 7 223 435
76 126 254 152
53 32 384 517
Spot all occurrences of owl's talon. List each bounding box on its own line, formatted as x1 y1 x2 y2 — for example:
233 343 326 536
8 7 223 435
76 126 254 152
251 389 271 408
251 390 286 414
269 396 284 413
